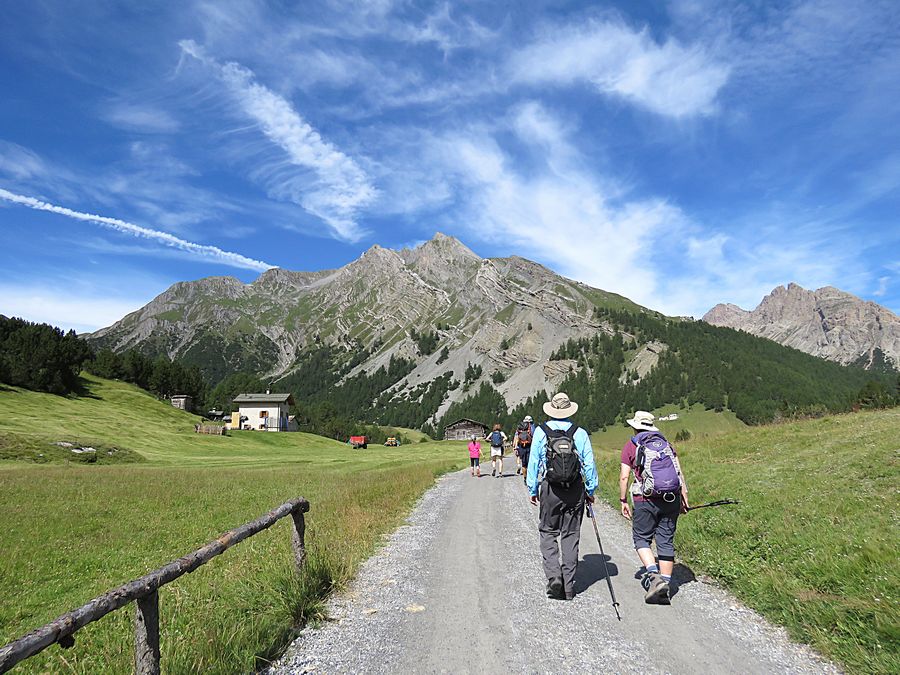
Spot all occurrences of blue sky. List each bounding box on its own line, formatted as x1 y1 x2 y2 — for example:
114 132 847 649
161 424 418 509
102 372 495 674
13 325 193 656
1 0 898 332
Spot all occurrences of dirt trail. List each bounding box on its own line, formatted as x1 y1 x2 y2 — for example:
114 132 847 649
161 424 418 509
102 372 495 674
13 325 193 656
270 468 839 674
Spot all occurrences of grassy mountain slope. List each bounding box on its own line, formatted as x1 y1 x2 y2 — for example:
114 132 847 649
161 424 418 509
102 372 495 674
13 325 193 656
0 376 465 673
595 408 900 673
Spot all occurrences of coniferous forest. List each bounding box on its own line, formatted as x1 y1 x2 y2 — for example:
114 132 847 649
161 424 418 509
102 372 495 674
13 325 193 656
2 312 897 440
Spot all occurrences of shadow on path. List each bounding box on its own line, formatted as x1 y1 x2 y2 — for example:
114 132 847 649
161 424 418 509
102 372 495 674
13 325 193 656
575 553 619 593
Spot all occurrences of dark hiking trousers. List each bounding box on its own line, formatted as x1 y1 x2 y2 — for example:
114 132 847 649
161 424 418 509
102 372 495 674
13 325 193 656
539 480 585 594
632 496 681 560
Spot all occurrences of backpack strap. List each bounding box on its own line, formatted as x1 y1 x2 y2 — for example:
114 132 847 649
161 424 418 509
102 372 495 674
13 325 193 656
539 422 551 437
631 435 644 472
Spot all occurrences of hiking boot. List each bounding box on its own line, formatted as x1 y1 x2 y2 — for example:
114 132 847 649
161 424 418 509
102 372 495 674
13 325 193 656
546 577 564 599
643 572 670 604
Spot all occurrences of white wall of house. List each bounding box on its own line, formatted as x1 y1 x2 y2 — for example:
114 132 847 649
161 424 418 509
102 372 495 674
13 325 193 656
237 403 291 431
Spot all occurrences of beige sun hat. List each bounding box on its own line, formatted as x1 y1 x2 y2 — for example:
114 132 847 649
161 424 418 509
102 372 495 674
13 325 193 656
626 410 659 432
543 392 578 419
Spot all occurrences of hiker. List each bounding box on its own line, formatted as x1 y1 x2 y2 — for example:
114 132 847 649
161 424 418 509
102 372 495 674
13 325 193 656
619 410 690 604
468 434 482 477
514 415 534 483
527 393 598 600
486 424 507 477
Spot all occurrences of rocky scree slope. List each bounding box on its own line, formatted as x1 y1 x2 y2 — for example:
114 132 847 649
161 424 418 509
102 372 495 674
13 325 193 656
704 283 900 370
88 233 645 416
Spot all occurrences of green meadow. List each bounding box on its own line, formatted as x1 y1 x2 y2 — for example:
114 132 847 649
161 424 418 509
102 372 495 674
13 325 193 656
2 376 898 673
593 407 900 674
0 375 465 673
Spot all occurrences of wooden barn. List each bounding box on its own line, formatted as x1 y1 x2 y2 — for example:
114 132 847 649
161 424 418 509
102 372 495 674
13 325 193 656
170 395 193 413
443 418 489 441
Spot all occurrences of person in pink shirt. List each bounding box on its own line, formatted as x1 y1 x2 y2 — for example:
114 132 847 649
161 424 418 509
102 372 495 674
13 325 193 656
468 434 482 477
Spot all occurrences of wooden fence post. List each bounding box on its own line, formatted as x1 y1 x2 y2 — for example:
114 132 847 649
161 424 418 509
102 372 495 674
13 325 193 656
0 497 308 673
134 591 160 675
291 509 307 571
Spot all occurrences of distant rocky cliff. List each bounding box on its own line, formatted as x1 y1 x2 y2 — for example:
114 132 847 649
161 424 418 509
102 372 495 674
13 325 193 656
703 283 900 370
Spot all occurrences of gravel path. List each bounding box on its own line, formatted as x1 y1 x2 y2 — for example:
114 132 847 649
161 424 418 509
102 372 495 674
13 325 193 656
269 467 839 674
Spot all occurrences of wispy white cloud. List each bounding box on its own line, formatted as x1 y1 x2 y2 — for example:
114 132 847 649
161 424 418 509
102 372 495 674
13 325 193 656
101 102 180 133
873 275 890 297
0 141 47 180
508 19 730 118
396 2 498 56
0 188 273 272
427 104 685 307
179 39 377 242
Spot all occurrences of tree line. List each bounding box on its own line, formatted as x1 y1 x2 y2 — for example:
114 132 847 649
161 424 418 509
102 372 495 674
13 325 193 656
3 314 897 444
0 316 92 395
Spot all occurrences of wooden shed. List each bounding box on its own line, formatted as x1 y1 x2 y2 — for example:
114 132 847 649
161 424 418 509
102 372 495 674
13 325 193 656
443 418 489 441
170 395 193 413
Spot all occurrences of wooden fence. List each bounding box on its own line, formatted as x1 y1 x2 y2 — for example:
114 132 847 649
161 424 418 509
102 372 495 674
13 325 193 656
194 423 227 435
0 497 310 674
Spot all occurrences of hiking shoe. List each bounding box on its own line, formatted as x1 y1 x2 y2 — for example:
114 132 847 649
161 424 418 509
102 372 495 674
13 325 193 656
643 572 670 604
491 469 496 476
547 577 564 599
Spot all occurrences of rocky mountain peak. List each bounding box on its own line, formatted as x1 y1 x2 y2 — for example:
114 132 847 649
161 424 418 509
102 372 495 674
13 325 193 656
702 303 749 326
703 283 899 369
400 232 481 264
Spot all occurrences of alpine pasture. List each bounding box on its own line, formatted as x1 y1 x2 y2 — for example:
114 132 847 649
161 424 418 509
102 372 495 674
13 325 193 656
594 406 900 673
0 374 464 673
1 375 898 673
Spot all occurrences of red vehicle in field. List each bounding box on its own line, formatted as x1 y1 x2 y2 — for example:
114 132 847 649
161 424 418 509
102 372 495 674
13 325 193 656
349 435 368 449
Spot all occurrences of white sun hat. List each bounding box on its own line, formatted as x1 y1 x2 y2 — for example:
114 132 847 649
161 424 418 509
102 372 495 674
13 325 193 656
523 415 533 422
542 392 579 419
626 410 659 432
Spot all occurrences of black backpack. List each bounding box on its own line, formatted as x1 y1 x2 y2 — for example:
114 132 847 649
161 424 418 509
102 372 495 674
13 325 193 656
541 423 582 486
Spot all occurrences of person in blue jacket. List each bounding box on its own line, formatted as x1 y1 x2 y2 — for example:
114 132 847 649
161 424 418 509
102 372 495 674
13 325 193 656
526 392 598 600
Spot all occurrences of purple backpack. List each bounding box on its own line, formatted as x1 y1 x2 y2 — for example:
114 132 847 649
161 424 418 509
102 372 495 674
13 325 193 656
632 432 681 500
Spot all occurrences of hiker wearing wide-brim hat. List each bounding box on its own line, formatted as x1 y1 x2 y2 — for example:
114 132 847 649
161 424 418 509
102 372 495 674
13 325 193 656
526 392 598 601
619 410 690 605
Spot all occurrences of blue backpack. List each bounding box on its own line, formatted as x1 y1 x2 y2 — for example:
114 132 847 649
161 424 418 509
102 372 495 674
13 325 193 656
490 430 503 447
632 432 681 500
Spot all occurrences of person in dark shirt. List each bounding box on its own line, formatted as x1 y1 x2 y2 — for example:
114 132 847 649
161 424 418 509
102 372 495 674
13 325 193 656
514 415 534 482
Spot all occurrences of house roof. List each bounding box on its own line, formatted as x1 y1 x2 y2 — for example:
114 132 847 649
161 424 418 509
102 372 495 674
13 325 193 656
233 393 294 405
444 418 488 430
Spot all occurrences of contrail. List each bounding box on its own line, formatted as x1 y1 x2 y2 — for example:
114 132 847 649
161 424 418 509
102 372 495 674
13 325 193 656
0 187 274 272
179 40 376 243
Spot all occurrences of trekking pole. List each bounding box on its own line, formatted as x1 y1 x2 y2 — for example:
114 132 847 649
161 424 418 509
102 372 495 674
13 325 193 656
586 503 621 621
686 499 739 512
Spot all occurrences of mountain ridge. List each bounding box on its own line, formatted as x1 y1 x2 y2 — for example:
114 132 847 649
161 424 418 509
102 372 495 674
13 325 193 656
703 283 900 370
88 236 889 431
88 233 644 418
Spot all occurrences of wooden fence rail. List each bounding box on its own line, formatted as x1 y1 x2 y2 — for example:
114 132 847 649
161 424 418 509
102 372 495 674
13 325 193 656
0 497 310 674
